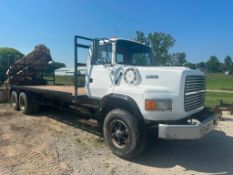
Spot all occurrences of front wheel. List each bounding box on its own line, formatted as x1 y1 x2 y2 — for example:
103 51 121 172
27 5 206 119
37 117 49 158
103 109 147 159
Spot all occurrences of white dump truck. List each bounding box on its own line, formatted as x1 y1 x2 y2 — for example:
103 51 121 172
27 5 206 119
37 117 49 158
9 35 219 159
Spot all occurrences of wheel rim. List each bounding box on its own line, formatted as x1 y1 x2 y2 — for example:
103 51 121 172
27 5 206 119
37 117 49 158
110 120 129 149
20 97 25 111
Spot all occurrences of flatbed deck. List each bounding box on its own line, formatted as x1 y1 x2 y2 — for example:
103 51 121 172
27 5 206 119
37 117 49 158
24 86 86 95
10 85 87 101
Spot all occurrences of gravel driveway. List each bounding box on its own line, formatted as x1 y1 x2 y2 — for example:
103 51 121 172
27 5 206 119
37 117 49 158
0 104 232 175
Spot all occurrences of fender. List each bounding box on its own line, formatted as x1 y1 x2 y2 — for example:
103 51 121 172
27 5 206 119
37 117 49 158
100 93 144 120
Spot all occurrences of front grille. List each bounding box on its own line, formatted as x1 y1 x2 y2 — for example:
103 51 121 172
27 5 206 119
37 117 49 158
184 75 205 111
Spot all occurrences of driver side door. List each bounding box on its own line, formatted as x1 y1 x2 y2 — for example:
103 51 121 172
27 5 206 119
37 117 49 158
86 43 114 98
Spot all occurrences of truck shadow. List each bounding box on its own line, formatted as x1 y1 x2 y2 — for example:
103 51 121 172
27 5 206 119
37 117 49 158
37 107 103 136
133 129 233 175
37 108 233 175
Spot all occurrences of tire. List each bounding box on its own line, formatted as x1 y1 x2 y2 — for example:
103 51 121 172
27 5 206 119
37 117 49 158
19 92 32 115
11 91 19 111
103 109 147 159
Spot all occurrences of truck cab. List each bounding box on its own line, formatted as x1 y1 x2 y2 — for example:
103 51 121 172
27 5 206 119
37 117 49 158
86 38 205 121
82 37 219 158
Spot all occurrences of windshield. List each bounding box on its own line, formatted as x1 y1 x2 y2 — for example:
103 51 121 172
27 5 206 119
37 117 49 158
115 40 155 66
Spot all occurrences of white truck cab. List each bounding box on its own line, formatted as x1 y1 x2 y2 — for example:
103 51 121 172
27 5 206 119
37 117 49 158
86 38 206 120
83 37 219 158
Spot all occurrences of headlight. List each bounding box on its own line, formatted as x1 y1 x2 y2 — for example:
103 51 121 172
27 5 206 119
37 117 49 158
145 99 172 111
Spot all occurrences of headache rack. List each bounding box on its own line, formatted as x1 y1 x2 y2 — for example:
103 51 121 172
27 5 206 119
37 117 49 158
74 35 93 101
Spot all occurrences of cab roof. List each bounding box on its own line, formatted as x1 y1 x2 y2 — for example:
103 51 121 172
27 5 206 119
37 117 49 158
99 37 148 46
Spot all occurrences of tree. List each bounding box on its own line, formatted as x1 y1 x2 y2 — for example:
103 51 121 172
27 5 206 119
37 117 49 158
184 62 196 69
47 61 66 74
196 62 205 68
170 52 187 66
219 63 225 73
224 55 233 72
206 56 220 73
135 31 175 65
196 62 206 72
53 61 66 70
0 48 24 83
135 31 148 45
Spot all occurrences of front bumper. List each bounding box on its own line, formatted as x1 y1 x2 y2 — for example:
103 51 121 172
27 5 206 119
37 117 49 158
158 109 220 139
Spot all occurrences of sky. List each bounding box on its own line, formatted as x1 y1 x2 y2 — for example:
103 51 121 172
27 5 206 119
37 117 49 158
1 0 233 66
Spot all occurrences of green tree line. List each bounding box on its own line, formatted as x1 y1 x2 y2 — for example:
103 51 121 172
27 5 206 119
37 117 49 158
135 31 233 73
0 48 24 82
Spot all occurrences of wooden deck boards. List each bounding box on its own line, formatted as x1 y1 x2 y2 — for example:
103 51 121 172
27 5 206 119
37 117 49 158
24 86 86 96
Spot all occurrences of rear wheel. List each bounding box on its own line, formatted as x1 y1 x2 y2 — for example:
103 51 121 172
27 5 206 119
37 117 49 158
11 91 19 111
103 109 147 159
19 92 32 115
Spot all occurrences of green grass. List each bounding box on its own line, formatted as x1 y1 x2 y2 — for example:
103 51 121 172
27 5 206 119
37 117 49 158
205 73 233 108
206 73 233 91
205 91 233 108
54 75 74 85
44 75 85 86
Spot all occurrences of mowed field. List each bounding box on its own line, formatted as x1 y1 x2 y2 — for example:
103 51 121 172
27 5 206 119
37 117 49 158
205 73 233 108
206 91 233 108
206 73 233 91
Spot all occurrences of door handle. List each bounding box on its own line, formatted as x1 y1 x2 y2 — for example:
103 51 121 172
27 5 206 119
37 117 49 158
89 78 93 83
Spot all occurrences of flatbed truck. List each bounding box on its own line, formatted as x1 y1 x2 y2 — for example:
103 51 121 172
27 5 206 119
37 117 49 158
9 35 219 159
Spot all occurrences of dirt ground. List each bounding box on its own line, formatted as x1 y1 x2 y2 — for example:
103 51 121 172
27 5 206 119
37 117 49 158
0 104 233 175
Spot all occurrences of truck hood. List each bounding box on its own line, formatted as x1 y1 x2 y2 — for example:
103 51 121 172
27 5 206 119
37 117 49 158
119 66 204 93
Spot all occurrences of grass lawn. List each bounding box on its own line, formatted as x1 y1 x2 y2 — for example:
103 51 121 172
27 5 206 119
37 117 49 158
205 91 233 108
205 73 233 108
54 75 74 85
206 73 233 91
45 75 85 86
